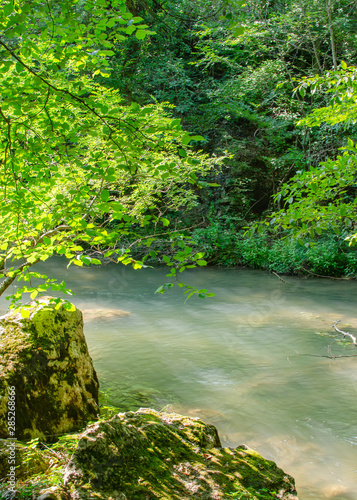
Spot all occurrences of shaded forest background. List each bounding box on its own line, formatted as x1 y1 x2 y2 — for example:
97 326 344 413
102 0 357 277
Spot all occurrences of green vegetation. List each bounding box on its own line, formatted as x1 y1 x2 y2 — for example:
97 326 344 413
0 402 116 498
1 4 356 496
193 224 357 276
3 408 296 499
0 0 218 307
1 0 357 310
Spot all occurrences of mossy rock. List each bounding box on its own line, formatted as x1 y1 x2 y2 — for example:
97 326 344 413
64 409 298 499
0 297 99 441
0 439 50 480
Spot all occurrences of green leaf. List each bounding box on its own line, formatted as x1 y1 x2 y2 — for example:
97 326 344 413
81 255 91 265
182 135 191 145
162 255 171 264
135 30 147 40
100 189 110 201
20 308 30 318
233 26 245 37
126 25 136 35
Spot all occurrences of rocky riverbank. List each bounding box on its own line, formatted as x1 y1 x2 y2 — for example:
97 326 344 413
0 298 298 499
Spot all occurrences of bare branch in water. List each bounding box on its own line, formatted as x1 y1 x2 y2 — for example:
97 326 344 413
271 271 288 283
333 320 357 346
288 354 357 360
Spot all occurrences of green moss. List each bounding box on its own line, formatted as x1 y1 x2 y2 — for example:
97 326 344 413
0 409 297 500
62 409 297 500
0 297 99 441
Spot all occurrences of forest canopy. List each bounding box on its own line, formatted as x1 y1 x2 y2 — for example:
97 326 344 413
0 0 217 307
1 0 357 307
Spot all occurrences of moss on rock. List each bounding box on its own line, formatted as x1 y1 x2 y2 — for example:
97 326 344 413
0 439 50 480
0 297 99 441
64 409 298 499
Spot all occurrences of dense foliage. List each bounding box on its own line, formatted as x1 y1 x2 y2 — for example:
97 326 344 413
109 0 357 276
1 0 357 308
0 0 220 306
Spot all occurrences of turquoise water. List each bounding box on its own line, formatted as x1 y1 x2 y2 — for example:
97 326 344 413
1 260 357 499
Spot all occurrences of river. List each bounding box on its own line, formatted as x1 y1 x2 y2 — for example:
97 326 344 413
1 259 357 499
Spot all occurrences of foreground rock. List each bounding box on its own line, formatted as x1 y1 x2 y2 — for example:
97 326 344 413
0 297 99 441
64 409 298 499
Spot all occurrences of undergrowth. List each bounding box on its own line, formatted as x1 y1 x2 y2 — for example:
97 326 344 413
192 222 357 277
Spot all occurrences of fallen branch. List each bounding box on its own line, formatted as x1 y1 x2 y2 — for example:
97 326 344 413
271 271 288 283
290 354 357 359
299 266 353 280
333 320 357 346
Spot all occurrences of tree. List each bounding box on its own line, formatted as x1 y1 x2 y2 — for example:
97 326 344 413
0 0 215 309
266 64 357 245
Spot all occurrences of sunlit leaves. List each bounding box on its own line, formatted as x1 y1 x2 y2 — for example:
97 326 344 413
260 63 357 246
0 0 217 305
268 148 357 242
295 65 357 127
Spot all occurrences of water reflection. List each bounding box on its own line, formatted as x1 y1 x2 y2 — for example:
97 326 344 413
1 259 356 499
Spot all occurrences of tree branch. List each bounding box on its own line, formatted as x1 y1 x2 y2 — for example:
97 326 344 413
35 225 72 246
0 38 129 163
333 320 357 345
290 353 357 359
327 0 338 70
0 259 41 297
0 225 73 297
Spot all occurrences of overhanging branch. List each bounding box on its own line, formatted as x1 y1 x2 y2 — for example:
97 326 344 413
0 259 41 296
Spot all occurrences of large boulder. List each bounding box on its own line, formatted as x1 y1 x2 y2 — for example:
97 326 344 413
64 409 298 499
0 297 99 441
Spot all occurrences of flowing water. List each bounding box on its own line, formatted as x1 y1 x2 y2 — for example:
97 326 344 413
1 259 357 499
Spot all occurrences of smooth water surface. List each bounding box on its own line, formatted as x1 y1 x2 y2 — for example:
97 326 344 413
1 259 356 499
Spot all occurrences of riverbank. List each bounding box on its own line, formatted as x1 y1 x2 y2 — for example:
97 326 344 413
190 226 357 278
0 405 298 500
126 225 357 278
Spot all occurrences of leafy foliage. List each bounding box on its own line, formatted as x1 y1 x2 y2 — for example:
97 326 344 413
0 0 216 304
2 0 357 298
268 65 357 246
192 222 357 276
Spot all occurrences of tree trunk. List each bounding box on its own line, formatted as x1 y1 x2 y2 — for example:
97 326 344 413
327 0 338 70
